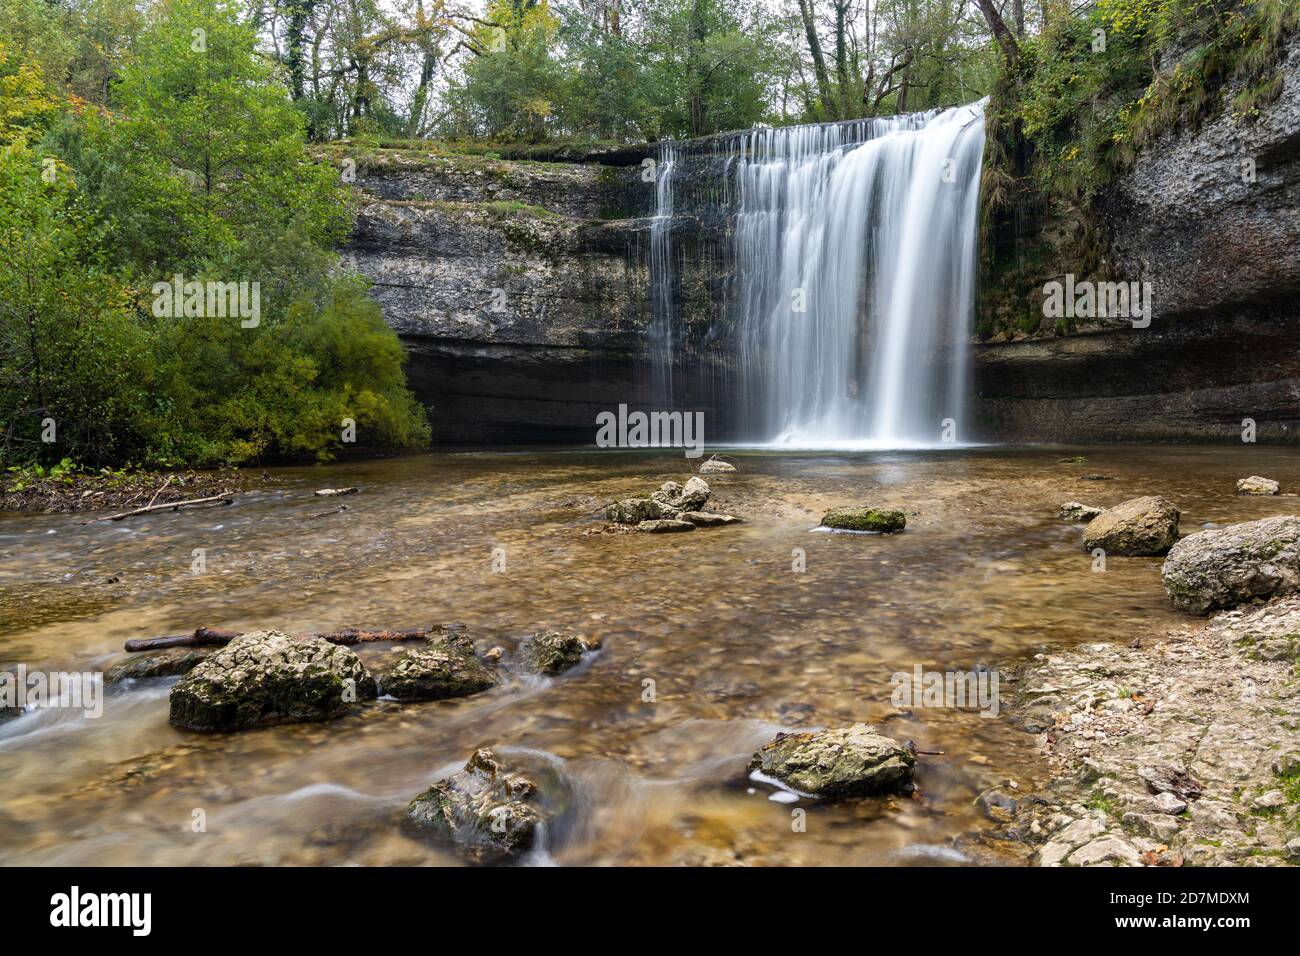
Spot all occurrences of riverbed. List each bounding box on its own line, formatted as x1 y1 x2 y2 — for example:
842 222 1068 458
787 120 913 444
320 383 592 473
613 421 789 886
2 444 1296 865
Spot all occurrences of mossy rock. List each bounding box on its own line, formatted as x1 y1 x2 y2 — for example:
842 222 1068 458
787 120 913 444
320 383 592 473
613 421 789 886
168 631 377 733
519 631 588 676
605 497 677 524
749 724 915 799
380 637 497 701
821 508 906 533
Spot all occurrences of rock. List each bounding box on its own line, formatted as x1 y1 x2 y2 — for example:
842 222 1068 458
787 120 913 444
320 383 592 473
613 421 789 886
169 630 377 732
1153 791 1187 815
1237 475 1280 495
698 457 736 474
1188 799 1238 829
748 724 914 799
106 649 212 683
651 476 711 511
1250 636 1300 662
314 487 358 496
679 511 740 526
1060 501 1103 522
636 519 695 533
976 788 1019 822
1123 811 1179 841
1252 789 1287 810
380 637 497 701
1138 765 1203 801
518 631 588 676
1036 841 1072 866
820 508 906 533
1054 816 1106 848
605 497 677 524
1286 837 1300 862
1078 474 1114 481
1161 515 1300 613
405 748 547 864
1082 495 1180 556
1069 835 1141 866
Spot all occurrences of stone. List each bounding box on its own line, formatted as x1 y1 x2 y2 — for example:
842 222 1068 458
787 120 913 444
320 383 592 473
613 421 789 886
1286 837 1300 862
1054 816 1106 848
679 511 740 526
820 508 906 533
698 458 736 474
1138 765 1203 800
106 649 212 683
1161 515 1300 613
518 630 588 676
1068 834 1141 866
1237 476 1280 495
976 788 1019 822
1060 501 1103 522
380 637 497 701
652 476 711 512
1123 811 1179 841
1036 842 1072 866
1153 791 1187 815
605 497 676 524
636 519 695 533
1082 495 1180 556
748 724 914 799
169 630 377 732
1252 789 1287 810
1189 800 1239 829
405 748 547 864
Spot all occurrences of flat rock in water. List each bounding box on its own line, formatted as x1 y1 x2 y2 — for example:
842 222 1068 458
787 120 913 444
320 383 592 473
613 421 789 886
168 630 377 732
519 630 588 676
1237 475 1280 495
314 487 358 497
749 724 914 799
698 458 736 474
1081 495 1179 556
637 518 695 533
820 508 906 533
380 635 497 700
1059 501 1103 522
1161 514 1300 613
404 748 548 864
680 511 740 526
107 648 212 683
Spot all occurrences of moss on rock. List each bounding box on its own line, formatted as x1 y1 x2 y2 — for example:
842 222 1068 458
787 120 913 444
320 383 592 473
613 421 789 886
820 508 906 533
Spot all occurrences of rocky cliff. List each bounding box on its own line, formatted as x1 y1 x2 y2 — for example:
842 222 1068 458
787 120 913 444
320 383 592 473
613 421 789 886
972 31 1300 443
347 32 1299 445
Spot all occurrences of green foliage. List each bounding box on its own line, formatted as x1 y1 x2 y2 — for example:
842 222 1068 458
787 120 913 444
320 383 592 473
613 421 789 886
0 0 429 468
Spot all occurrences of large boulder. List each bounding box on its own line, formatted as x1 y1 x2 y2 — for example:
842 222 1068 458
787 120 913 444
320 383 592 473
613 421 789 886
405 748 548 864
380 636 496 701
820 508 906 533
748 724 915 799
519 631 588 676
169 630 377 732
1161 515 1300 613
1081 495 1179 556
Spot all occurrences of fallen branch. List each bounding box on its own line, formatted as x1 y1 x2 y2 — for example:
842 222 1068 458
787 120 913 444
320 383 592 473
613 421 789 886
308 505 349 518
124 625 435 653
144 476 173 509
84 492 234 523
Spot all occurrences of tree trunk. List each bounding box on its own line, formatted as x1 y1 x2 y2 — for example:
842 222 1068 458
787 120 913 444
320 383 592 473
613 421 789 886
797 0 836 118
972 0 1019 65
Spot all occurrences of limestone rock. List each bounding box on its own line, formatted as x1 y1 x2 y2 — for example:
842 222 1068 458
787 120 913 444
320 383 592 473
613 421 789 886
518 630 588 676
1237 475 1280 495
1060 501 1103 522
748 724 914 799
605 497 677 524
107 649 212 684
1161 515 1300 613
169 630 377 732
1082 495 1180 556
636 518 695 533
652 476 710 512
698 457 736 474
405 748 547 864
380 637 496 701
679 511 740 527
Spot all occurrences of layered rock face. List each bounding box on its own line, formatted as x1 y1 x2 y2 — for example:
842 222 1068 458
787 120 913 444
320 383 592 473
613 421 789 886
973 35 1300 443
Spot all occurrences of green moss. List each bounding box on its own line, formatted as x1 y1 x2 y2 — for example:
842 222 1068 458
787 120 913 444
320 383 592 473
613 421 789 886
821 508 907 533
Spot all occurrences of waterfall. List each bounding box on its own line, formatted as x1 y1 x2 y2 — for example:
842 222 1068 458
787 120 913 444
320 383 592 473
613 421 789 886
647 143 678 407
650 102 985 447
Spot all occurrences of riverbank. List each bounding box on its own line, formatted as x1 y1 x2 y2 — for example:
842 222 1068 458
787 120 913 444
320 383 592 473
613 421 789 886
0 468 280 515
990 597 1300 866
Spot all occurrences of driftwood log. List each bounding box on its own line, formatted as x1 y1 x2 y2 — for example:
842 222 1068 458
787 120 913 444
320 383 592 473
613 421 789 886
124 625 437 653
84 492 234 523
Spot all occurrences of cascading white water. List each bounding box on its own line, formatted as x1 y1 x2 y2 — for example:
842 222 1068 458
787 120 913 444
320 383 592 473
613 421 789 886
735 102 985 447
647 144 678 406
649 102 985 447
